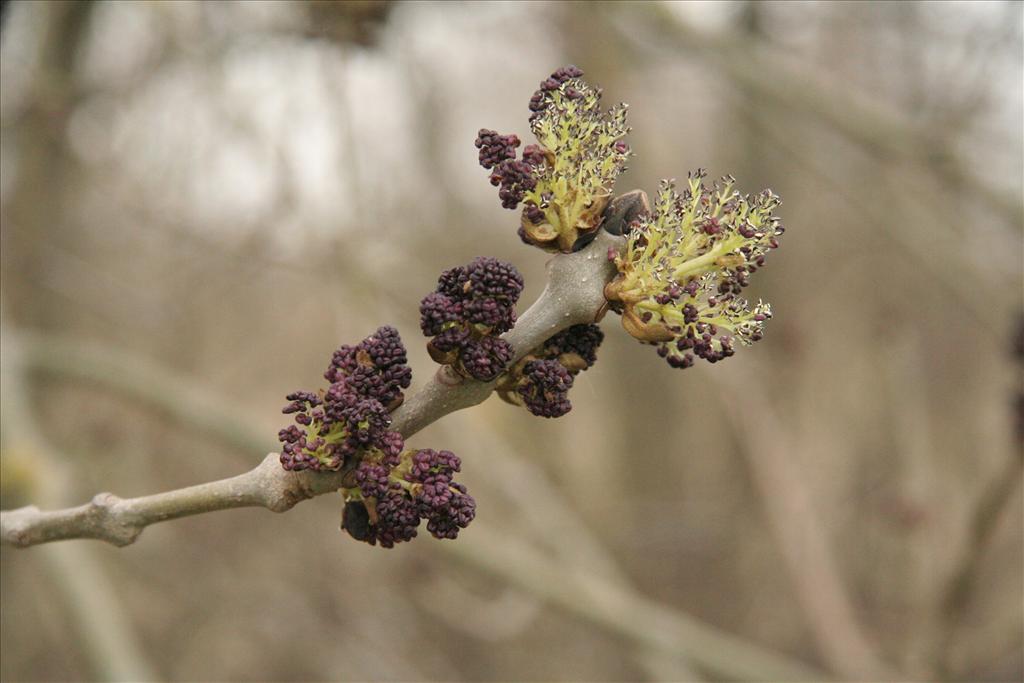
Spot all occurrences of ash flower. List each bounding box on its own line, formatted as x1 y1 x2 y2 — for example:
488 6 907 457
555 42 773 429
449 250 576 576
495 323 604 418
477 66 632 252
465 256 525 300
517 359 574 418
475 129 520 169
278 327 410 472
355 460 391 500
424 482 476 540
341 491 421 549
420 257 523 381
490 159 538 210
528 65 584 121
278 383 404 472
372 492 421 547
419 292 461 336
542 323 604 370
604 173 783 369
340 447 476 547
460 336 514 382
463 296 516 331
276 319 479 550
403 449 476 539
324 325 412 408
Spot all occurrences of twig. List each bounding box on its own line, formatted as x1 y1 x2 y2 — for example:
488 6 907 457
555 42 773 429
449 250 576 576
1 231 622 547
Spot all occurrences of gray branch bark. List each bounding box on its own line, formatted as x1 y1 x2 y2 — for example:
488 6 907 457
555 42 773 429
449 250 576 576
1 231 623 548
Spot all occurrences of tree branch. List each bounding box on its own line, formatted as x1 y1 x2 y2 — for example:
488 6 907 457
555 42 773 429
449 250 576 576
1 290 831 680
1 231 623 548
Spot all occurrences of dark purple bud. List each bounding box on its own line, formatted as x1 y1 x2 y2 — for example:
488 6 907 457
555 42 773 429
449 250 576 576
342 501 373 542
518 359 574 418
528 65 585 121
465 257 524 300
355 461 391 499
420 292 461 336
543 324 604 368
522 144 547 167
490 159 537 210
425 482 476 540
524 203 545 225
474 129 521 170
460 336 514 381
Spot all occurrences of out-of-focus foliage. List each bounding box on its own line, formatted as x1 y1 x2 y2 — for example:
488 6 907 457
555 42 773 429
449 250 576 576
1 2 1020 681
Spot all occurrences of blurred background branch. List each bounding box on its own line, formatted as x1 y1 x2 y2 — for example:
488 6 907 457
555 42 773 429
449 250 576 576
607 1 1023 226
0 327 157 681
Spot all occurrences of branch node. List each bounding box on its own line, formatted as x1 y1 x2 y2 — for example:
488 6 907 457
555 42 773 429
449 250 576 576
436 365 464 387
89 493 143 546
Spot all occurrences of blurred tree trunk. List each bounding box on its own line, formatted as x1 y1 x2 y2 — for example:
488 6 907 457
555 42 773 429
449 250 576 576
1 1 92 329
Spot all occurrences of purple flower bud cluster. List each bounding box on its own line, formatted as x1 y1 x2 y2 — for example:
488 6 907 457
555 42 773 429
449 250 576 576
476 128 543 211
476 67 583 213
518 360 574 417
475 129 520 170
460 335 516 383
498 324 604 418
341 448 477 548
528 65 584 122
278 326 410 473
490 160 538 210
543 323 605 368
410 449 476 539
475 66 632 254
419 257 524 381
324 325 412 409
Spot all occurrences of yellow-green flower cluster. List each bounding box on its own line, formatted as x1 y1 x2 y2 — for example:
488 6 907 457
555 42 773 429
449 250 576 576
520 75 631 252
604 171 783 368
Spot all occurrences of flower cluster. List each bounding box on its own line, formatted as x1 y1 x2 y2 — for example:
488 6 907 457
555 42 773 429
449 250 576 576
278 328 476 548
419 256 524 381
324 325 412 410
341 448 476 548
604 173 783 369
278 326 410 472
496 324 604 418
528 65 585 122
476 66 632 253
